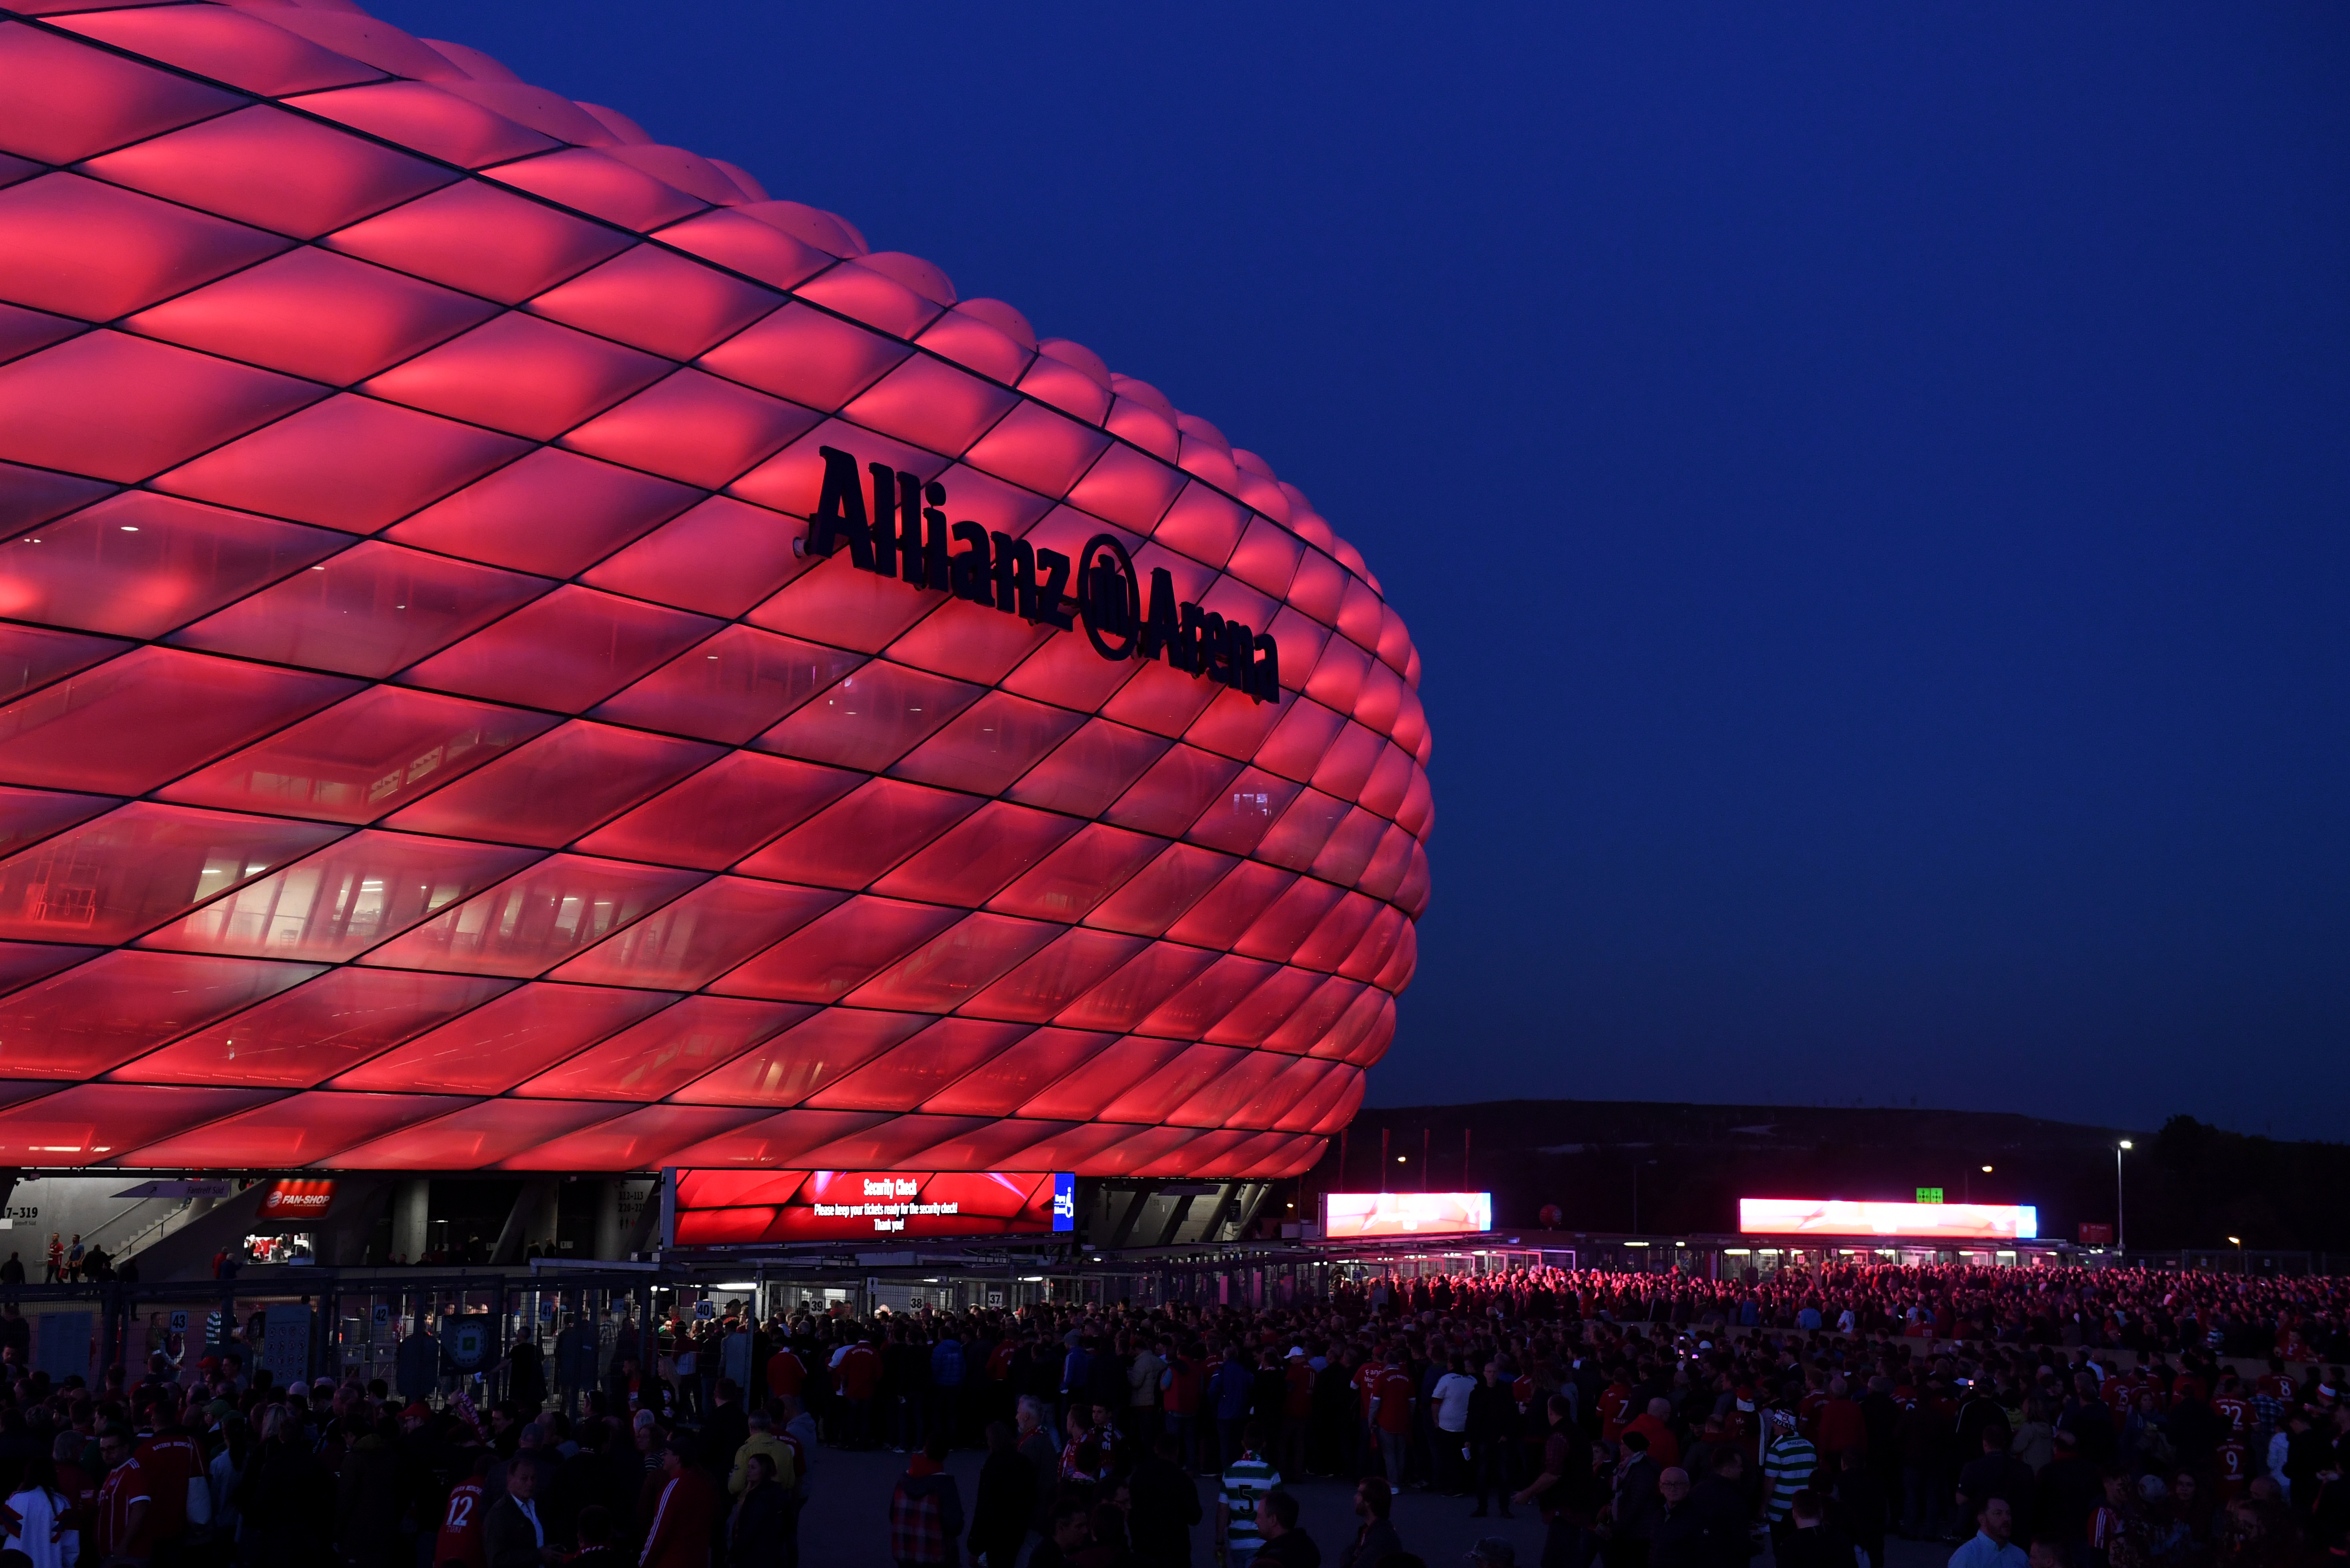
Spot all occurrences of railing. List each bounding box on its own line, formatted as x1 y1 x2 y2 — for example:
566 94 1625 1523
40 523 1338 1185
6 1265 680 1397
94 1197 213 1264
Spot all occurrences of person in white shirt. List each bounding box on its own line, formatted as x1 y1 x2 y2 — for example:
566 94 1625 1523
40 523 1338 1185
1948 1496 2029 1568
1130 1340 1168 1427
1431 1353 1480 1495
5 1455 80 1568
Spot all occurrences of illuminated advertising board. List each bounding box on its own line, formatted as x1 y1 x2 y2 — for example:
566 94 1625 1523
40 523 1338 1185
1319 1191 1493 1240
673 1170 1074 1244
257 1179 335 1221
1739 1198 2039 1241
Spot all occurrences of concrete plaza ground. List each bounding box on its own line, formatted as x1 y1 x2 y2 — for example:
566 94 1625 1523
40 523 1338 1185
794 1442 1962 1568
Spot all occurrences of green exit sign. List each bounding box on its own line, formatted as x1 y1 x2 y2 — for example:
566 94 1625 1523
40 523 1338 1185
1917 1187 1944 1204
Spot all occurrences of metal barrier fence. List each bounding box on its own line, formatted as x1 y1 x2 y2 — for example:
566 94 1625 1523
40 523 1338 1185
9 1246 1591 1401
8 1267 671 1409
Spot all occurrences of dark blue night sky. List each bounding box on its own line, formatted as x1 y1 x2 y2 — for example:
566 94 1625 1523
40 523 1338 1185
382 2 2350 1137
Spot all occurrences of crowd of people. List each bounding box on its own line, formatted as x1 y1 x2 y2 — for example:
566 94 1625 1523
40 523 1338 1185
8 1260 2350 1568
0 1234 133 1288
1338 1262 2350 1368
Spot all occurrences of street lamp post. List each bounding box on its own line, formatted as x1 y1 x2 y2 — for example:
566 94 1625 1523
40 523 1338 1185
2115 1140 2133 1255
2230 1235 2244 1274
1967 1164 1992 1203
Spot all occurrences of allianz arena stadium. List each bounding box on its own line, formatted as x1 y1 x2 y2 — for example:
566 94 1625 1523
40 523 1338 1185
0 0 1430 1189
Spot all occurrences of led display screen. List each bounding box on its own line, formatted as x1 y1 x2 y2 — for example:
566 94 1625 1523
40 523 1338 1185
1320 1190 1492 1239
1739 1198 2039 1240
673 1169 1074 1243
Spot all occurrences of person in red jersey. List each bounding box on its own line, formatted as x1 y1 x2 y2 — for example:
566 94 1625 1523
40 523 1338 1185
1058 1405 1107 1485
1510 1361 1539 1422
638 1434 718 1568
985 1333 1017 1428
569 1505 628 1568
1598 1369 1634 1445
1372 1358 1415 1490
1723 1387 1757 1463
2212 1375 2252 1441
1626 1397 1681 1470
1797 1372 1831 1439
1815 1377 1867 1459
837 1336 883 1449
1281 1348 1315 1480
2216 1439 2250 1502
1512 1361 1547 1481
1161 1339 1203 1472
764 1340 806 1403
93 1425 153 1566
130 1401 203 1557
1348 1350 1385 1480
435 1451 493 1568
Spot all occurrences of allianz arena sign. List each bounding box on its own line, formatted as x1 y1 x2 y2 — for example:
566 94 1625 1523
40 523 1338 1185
809 446 1283 701
0 0 1429 1180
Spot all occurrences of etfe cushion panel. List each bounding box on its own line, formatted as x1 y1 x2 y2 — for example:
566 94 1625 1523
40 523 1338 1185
0 0 1430 1177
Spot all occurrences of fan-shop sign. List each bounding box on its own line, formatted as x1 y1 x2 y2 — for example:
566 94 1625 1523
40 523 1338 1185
257 1180 335 1221
806 448 1281 702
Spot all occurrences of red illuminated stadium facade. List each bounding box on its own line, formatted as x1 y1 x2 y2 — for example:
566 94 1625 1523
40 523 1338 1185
0 2 1429 1190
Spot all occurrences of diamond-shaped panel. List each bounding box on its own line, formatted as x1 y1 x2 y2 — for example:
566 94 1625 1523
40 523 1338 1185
0 4 1430 1180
